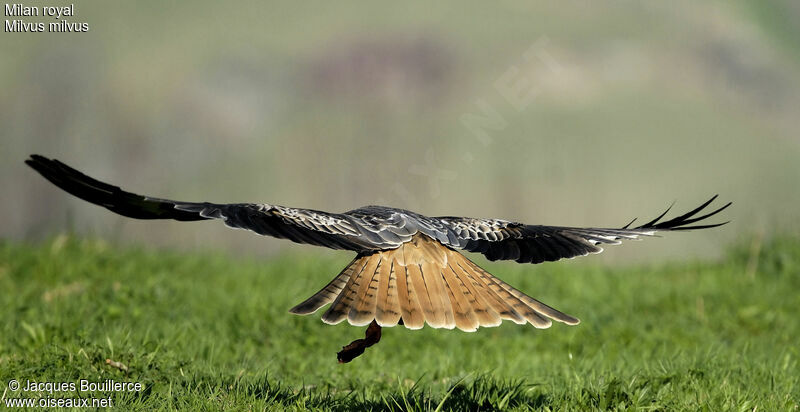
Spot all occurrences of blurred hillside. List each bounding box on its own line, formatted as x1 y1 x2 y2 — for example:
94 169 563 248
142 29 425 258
2 1 799 262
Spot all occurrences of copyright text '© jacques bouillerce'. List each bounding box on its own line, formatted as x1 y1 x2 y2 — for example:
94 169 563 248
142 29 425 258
21 379 143 393
5 3 89 32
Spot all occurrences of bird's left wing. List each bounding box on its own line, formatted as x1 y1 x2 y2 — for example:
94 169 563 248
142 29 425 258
25 155 387 251
436 196 731 263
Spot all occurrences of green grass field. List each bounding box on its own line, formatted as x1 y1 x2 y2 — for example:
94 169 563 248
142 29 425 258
1 235 797 411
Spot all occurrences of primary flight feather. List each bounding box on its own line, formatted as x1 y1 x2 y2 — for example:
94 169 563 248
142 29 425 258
25 154 730 362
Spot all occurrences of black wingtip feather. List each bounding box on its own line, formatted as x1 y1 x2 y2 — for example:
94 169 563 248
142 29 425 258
25 154 206 221
641 201 674 228
666 220 730 231
621 217 637 229
630 196 730 232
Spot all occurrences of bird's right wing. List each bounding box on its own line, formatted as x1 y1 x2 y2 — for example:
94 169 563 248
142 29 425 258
436 196 731 263
25 155 385 251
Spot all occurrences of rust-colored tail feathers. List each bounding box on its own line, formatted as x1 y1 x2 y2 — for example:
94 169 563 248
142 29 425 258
290 234 579 331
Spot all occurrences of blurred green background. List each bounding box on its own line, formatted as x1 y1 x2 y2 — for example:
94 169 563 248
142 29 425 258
2 1 799 261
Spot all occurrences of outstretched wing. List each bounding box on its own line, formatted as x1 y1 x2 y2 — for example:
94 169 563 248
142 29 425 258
436 196 731 263
25 154 394 251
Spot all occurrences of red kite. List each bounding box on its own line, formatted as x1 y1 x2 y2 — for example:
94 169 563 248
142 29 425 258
26 154 730 362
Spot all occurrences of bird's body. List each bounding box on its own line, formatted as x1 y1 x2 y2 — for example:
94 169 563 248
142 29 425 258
25 154 730 361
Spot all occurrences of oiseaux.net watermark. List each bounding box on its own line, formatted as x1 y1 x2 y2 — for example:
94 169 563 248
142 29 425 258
3 378 143 408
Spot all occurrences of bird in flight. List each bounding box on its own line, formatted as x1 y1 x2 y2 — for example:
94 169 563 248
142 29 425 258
26 154 730 362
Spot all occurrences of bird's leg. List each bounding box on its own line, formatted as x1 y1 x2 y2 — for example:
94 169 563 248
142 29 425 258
337 320 382 363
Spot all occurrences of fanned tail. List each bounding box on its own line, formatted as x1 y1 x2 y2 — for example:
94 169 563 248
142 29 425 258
291 234 578 331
